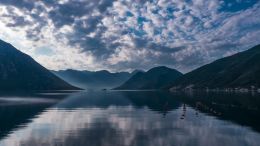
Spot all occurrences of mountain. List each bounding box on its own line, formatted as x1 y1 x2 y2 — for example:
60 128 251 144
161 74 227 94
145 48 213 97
52 69 139 89
168 44 260 90
114 66 183 90
0 39 79 91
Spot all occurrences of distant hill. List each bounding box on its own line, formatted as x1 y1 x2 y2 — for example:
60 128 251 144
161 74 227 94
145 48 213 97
0 39 79 91
114 66 183 90
168 44 260 90
52 69 139 89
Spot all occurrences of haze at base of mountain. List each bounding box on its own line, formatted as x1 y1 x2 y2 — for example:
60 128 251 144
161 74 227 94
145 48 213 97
52 69 140 89
114 66 183 90
168 44 260 91
0 39 79 91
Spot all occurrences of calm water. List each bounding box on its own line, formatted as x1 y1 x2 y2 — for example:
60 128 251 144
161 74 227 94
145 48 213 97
0 91 260 146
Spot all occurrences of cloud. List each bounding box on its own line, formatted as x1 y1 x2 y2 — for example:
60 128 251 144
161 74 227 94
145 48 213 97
0 0 259 72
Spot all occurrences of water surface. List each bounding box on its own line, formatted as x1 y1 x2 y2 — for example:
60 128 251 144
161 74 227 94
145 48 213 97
0 91 260 146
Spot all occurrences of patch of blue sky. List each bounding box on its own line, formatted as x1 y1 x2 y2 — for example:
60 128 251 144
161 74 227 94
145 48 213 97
126 11 134 17
129 28 146 37
34 47 54 56
220 0 258 12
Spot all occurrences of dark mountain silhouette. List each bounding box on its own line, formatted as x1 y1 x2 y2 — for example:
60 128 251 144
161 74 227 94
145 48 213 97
114 66 183 90
52 69 140 89
168 44 260 90
0 39 79 91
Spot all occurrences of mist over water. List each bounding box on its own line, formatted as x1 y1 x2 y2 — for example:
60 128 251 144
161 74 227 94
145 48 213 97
0 91 260 146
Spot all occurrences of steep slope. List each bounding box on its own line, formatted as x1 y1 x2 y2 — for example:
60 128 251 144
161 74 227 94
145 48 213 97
0 39 79 90
52 69 138 89
114 66 183 90
169 44 260 90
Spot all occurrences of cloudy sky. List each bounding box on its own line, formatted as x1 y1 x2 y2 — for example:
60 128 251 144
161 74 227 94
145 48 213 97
0 0 259 73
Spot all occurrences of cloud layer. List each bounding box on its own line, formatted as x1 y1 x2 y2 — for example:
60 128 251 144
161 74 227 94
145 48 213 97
0 0 259 72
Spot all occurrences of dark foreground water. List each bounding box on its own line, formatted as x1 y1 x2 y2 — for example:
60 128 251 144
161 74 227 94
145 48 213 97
0 91 260 146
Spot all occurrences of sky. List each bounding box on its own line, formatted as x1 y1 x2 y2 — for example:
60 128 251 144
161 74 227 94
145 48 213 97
0 0 259 73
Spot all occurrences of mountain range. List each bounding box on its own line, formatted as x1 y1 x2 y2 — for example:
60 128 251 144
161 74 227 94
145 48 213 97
0 39 79 91
168 44 260 90
114 66 183 90
1 38 259 91
52 69 140 89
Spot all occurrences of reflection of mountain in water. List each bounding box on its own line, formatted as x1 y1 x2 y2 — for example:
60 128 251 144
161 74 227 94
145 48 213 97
56 91 181 115
0 91 180 141
0 92 69 139
1 91 260 146
0 104 49 139
121 91 180 115
172 92 260 132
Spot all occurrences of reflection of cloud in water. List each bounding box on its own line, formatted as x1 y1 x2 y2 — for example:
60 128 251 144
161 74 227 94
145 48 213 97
0 106 260 146
0 97 58 106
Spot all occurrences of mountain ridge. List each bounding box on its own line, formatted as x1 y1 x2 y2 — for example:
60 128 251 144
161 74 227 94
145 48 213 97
114 66 183 90
52 69 140 89
0 39 79 91
168 44 260 90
